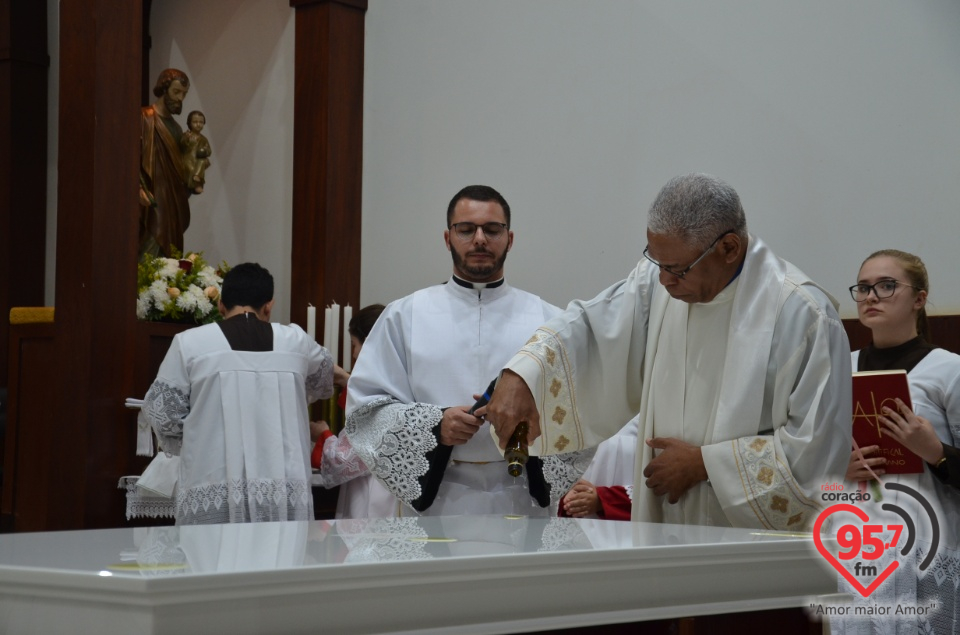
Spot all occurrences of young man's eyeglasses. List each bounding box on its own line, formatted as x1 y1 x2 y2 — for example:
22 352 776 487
449 222 508 242
849 279 923 302
642 230 734 280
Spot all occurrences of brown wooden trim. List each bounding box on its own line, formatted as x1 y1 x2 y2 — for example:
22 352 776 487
1 322 55 532
843 315 960 355
289 0 366 342
0 1 48 390
290 0 368 10
49 0 143 530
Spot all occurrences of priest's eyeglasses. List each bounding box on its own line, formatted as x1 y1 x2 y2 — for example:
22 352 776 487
849 279 922 302
449 222 509 242
642 230 734 279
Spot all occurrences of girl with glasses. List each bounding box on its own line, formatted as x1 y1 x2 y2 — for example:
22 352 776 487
835 249 959 634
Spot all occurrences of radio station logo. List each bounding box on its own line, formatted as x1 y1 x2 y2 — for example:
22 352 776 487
813 482 939 598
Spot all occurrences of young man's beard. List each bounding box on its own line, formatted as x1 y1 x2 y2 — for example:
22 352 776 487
451 248 508 281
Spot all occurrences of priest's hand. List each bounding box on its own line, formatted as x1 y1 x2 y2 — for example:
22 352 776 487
479 370 541 450
642 437 708 504
440 406 483 446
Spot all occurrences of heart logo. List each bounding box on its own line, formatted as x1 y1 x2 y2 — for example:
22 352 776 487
813 503 899 597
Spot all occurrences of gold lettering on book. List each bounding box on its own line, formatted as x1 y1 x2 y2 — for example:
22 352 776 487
852 389 900 439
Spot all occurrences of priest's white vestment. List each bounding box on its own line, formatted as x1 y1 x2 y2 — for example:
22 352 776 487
345 279 594 517
505 235 852 530
143 322 335 524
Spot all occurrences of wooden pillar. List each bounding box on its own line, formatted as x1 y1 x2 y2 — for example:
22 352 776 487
289 0 366 340
0 0 48 389
50 0 143 530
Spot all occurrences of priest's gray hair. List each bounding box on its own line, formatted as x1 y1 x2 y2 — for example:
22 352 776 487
647 173 748 250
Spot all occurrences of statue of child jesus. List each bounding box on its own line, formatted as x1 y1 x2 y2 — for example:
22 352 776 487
180 110 212 194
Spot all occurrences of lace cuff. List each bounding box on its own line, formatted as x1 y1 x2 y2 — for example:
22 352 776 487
316 434 371 488
345 398 444 508
539 448 597 504
305 353 335 403
142 380 189 455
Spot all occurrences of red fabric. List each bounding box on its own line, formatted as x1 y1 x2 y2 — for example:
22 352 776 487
595 486 632 521
311 430 335 469
337 386 347 410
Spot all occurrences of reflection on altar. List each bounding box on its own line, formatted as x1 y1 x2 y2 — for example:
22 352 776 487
0 515 833 634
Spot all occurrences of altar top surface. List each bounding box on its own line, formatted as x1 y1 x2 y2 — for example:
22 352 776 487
0 516 833 635
0 515 814 578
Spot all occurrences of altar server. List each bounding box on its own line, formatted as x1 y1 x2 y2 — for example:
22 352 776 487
344 185 592 517
143 262 347 524
486 173 852 530
833 249 960 634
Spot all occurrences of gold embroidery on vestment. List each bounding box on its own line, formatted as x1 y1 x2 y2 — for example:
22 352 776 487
550 379 562 398
750 438 767 452
757 466 774 486
787 513 804 526
552 406 566 425
545 347 556 366
770 496 788 513
554 436 570 451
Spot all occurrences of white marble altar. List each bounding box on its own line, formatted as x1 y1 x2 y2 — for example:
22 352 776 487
0 516 833 634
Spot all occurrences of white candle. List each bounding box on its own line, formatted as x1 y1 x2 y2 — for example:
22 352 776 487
342 304 353 372
323 307 332 352
306 305 316 341
330 301 340 368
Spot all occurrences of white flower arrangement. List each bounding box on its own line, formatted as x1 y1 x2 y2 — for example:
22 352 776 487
136 251 229 324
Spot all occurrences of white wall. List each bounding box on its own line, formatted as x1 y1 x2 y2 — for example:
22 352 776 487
361 0 960 318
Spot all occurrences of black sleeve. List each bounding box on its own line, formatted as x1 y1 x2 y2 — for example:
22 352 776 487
526 457 551 508
408 423 453 512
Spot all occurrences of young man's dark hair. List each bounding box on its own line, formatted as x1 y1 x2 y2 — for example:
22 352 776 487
220 263 274 310
445 185 511 227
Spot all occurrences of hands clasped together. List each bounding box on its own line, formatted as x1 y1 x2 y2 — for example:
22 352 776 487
561 480 602 517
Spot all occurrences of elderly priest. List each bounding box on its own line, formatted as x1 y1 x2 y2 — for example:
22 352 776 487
485 173 852 531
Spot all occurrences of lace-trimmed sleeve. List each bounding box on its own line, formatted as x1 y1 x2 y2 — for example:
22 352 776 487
142 380 190 456
315 433 370 488
540 448 597 503
344 397 448 511
304 345 335 403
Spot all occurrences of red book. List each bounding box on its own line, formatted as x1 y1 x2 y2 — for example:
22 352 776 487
852 370 923 475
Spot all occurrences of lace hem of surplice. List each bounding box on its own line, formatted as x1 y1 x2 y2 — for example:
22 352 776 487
175 478 312 525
